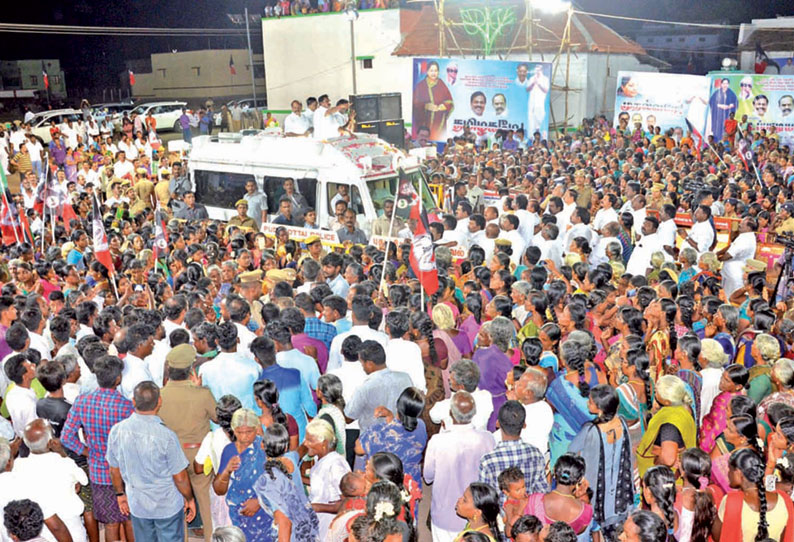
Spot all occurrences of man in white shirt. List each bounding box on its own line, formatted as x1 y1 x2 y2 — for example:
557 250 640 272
112 151 134 180
626 216 661 276
619 182 641 215
383 311 426 393
118 324 155 401
313 94 349 140
493 367 553 458
162 297 188 339
284 100 311 137
536 223 563 269
630 195 648 239
657 204 678 262
16 419 89 541
440 215 468 250
557 189 577 233
593 193 619 233
563 207 597 254
592 222 621 266
327 296 389 372
429 359 493 431
23 106 35 123
681 205 715 257
719 217 758 296
514 195 539 240
499 214 525 266
303 97 317 129
60 119 79 148
3 354 37 439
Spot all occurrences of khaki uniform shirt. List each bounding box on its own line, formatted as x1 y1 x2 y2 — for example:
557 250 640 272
158 380 217 445
776 217 794 236
228 215 257 230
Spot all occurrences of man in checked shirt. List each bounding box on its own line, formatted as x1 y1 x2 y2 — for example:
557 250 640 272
62 355 133 542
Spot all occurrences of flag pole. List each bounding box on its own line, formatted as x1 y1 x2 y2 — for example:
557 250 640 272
377 176 401 297
702 139 729 169
418 169 425 310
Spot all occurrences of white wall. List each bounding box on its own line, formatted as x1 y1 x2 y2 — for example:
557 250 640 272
262 10 659 130
263 10 413 121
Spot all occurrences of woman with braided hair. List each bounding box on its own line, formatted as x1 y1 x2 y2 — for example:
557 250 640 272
642 465 679 542
714 448 794 542
617 346 653 445
524 454 593 542
409 311 448 436
711 411 764 493
461 292 484 346
675 448 720 542
252 423 320 542
254 379 300 453
644 299 677 381
545 338 599 463
454 482 503 542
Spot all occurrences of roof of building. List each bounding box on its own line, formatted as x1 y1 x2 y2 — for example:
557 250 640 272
738 16 794 51
393 3 649 57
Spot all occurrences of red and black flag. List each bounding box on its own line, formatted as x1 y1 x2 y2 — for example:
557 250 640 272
397 169 438 295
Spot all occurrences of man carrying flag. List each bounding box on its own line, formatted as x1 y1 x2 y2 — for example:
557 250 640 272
685 119 702 161
153 200 170 278
92 194 114 275
396 169 439 296
0 165 32 245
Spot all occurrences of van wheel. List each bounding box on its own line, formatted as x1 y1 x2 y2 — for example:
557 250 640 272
173 120 181 132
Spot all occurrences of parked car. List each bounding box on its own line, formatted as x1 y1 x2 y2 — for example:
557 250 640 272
92 102 133 124
115 101 187 132
29 109 82 144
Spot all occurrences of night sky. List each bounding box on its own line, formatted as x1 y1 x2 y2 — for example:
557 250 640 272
2 0 793 92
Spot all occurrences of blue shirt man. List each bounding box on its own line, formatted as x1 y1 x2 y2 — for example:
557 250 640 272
252 335 317 441
198 350 262 414
106 382 195 540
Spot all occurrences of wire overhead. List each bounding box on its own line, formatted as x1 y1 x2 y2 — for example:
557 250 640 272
0 22 260 37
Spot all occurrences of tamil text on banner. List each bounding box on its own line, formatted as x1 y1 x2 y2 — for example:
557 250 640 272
411 58 551 144
260 223 339 245
613 71 709 137
706 73 794 148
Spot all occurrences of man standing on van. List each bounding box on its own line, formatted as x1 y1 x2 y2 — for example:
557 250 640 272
243 180 268 229
313 95 349 140
285 100 311 137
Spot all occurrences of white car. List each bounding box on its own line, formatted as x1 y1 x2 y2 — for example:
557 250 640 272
121 101 187 132
29 109 82 144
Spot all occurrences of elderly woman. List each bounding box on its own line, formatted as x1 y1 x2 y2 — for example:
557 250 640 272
433 303 472 358
759 359 794 427
746 333 781 404
699 338 731 426
700 364 750 454
214 408 273 540
636 375 696 477
472 316 515 431
303 418 351 540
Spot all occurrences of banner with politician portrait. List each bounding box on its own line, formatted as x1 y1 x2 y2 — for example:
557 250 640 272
706 73 794 148
612 71 710 137
411 58 551 143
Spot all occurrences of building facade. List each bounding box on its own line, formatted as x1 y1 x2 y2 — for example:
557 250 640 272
0 59 67 99
129 49 266 104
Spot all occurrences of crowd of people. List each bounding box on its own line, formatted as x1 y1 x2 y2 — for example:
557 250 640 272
262 0 399 18
1 97 794 542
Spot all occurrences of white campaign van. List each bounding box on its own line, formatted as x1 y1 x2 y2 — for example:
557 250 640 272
186 132 436 237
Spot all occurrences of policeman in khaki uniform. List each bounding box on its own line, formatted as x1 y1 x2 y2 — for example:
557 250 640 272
157 344 217 541
227 199 258 230
297 234 326 266
774 202 794 239
237 269 267 331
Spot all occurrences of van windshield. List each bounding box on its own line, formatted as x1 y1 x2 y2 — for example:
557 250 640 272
367 170 436 220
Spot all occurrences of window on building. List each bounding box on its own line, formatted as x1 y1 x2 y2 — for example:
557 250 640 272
678 37 685 42
666 38 672 43
253 65 264 78
158 68 167 78
192 66 200 77
51 75 61 85
29 75 38 86
698 37 706 42
362 58 373 69
647 37 654 43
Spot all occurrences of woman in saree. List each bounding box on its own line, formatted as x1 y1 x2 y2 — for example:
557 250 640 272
700 364 750 454
601 306 645 376
711 413 762 494
759 359 794 431
568 385 635 541
412 61 454 141
709 395 757 460
636 375 697 477
645 299 677 381
545 337 598 463
214 408 274 541
460 293 484 347
472 316 515 431
616 346 653 447
433 303 471 359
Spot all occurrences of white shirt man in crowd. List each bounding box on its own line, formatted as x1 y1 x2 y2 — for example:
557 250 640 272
626 216 661 276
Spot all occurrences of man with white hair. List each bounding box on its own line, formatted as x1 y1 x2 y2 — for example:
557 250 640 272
500 367 553 458
13 418 89 541
424 391 495 542
429 359 493 431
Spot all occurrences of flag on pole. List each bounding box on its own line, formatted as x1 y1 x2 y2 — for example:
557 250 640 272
0 167 28 245
35 165 78 232
91 195 114 275
397 169 439 295
153 200 169 263
128 70 136 86
755 43 780 74
229 55 237 76
685 119 702 161
42 62 49 90
737 136 754 172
